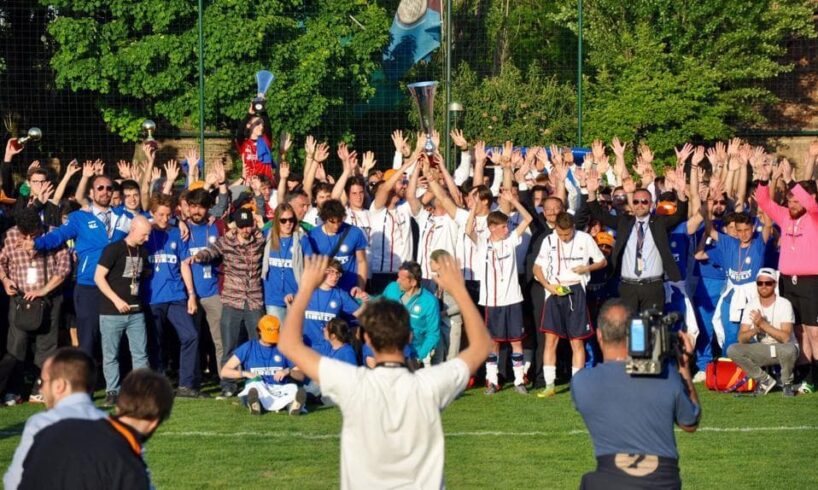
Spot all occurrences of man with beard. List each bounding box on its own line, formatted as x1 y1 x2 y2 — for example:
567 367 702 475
756 160 818 394
17 369 174 490
26 174 132 355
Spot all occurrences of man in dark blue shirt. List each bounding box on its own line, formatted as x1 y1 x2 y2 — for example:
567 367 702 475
571 299 700 490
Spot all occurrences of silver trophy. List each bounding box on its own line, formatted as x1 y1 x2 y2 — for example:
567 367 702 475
16 127 42 147
141 119 157 141
407 81 439 157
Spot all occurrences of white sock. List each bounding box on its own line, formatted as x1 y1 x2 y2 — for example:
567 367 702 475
572 366 581 376
544 365 556 387
486 361 499 386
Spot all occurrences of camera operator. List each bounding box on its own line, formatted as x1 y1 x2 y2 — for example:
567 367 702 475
571 299 700 490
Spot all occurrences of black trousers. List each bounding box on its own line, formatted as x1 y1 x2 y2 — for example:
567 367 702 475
618 281 665 315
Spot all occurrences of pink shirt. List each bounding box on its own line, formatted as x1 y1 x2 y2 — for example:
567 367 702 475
756 183 818 275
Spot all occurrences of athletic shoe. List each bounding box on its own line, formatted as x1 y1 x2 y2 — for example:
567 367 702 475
782 384 797 397
513 384 528 395
175 386 211 398
247 388 262 415
102 391 118 408
537 385 557 398
692 371 707 384
755 376 777 396
216 388 235 400
289 387 306 416
3 393 21 407
797 382 815 394
484 383 499 395
28 393 46 404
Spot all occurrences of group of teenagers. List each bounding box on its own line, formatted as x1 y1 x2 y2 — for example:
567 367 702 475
2 109 818 420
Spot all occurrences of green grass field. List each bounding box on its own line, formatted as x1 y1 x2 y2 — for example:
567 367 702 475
1 384 815 489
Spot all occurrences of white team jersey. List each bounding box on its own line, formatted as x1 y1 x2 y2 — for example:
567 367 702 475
456 214 488 281
369 201 413 274
303 206 323 228
476 233 523 307
415 208 465 280
508 210 532 268
345 207 372 242
534 230 605 296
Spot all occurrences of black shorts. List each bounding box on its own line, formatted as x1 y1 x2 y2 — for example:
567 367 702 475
485 303 525 342
540 285 594 340
779 274 818 326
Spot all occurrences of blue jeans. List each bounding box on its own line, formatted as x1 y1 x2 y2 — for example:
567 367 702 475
74 284 101 355
220 304 262 391
693 276 725 371
100 313 149 393
148 301 200 389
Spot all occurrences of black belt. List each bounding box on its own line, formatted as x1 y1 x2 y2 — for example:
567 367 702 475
620 276 663 285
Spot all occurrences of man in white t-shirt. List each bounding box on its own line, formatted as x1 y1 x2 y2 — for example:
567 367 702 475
466 190 533 394
533 212 607 398
279 255 491 490
729 268 798 397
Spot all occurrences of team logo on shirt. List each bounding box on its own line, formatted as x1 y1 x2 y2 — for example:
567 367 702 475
413 305 421 313
340 244 349 253
329 301 337 309
745 256 752 264
671 241 676 248
274 355 281 362
209 235 217 243
88 221 98 229
170 242 177 250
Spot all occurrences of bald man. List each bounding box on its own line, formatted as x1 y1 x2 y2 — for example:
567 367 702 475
94 215 153 406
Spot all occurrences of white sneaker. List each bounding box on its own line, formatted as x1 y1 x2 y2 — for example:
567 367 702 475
692 371 707 383
289 388 307 416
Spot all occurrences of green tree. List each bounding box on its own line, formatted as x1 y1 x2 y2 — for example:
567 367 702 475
45 0 391 141
554 0 815 162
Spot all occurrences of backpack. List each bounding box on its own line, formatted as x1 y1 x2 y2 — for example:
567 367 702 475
705 358 756 393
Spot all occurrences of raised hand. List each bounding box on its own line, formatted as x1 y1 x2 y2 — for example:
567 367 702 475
691 146 705 168
591 139 605 162
639 143 654 166
82 160 95 178
92 159 105 176
164 159 180 184
726 138 742 158
302 255 330 291
611 137 626 159
450 128 468 150
36 182 54 204
674 143 694 165
362 151 376 174
779 158 793 182
622 175 637 194
337 142 350 163
474 140 487 163
184 148 199 168
279 132 293 156
65 159 81 178
142 143 156 165
4 138 23 161
432 254 465 295
549 144 563 166
305 135 316 158
391 129 408 155
116 160 132 180
431 130 441 150
586 168 601 193
596 155 611 176
314 142 330 163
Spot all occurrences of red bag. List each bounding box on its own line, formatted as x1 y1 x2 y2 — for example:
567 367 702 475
705 358 756 393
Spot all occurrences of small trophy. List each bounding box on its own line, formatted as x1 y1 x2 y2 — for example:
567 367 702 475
252 70 275 114
142 119 158 150
15 127 42 149
407 81 439 157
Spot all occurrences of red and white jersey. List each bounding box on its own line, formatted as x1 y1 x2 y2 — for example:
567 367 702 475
369 202 413 274
476 233 523 307
415 208 466 280
508 210 532 268
456 214 488 281
534 230 605 297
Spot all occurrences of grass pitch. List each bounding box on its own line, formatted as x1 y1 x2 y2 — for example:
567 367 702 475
1 384 815 489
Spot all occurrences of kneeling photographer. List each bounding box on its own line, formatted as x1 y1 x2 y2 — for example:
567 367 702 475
571 299 700 490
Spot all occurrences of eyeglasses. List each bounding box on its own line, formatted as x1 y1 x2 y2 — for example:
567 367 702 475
279 217 296 224
633 199 651 205
96 185 113 192
756 280 775 287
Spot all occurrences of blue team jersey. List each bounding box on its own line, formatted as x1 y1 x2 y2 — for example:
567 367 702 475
362 343 416 363
144 226 189 304
692 221 725 280
303 287 360 349
233 340 292 385
709 233 766 286
318 343 358 366
668 221 690 281
263 235 298 307
302 223 368 291
186 221 221 299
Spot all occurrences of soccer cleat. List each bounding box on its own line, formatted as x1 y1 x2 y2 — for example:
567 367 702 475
289 387 307 416
102 391 118 408
692 371 707 384
513 384 528 395
797 382 815 394
175 386 211 399
537 385 557 398
782 384 797 397
755 376 777 396
484 383 499 395
247 388 262 415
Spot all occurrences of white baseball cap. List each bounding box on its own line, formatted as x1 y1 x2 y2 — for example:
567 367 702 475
756 268 778 281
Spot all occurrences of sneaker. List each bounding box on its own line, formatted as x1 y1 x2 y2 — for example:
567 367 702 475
102 391 118 407
216 388 235 400
514 384 528 395
692 371 707 384
3 393 22 407
537 385 557 398
484 383 499 395
755 376 777 396
289 388 306 416
28 393 46 404
783 384 797 397
797 381 815 394
176 386 211 399
247 388 262 415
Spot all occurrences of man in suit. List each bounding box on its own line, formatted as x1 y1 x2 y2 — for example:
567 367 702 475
586 177 687 314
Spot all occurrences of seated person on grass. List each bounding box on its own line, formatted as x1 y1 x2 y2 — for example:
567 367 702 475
219 315 306 415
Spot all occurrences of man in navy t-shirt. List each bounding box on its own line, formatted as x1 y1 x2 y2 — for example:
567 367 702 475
572 299 700 489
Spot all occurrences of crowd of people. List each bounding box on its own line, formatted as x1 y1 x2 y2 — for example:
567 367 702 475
1 106 817 416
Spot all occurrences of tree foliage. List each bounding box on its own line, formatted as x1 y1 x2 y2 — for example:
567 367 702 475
45 0 391 141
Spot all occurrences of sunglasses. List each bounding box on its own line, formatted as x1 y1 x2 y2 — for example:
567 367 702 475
96 185 113 192
756 280 775 287
279 217 296 224
633 199 651 205
714 200 727 205
613 195 627 202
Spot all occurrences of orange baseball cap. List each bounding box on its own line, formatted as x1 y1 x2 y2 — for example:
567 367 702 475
258 315 280 344
595 232 614 247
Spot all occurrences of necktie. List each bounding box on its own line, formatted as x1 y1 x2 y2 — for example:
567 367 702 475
100 211 111 237
635 221 645 276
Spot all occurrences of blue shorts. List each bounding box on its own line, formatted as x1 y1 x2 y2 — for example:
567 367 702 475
540 285 593 340
485 303 525 342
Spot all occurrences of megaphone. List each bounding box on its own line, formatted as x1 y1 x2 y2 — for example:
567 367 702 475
252 70 276 114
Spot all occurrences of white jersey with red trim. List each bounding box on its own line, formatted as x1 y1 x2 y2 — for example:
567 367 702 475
415 208 464 280
476 233 523 307
345 207 372 242
369 201 413 274
456 213 488 281
534 230 605 299
508 210 532 268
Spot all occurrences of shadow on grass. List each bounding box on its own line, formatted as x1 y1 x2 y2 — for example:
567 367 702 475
0 421 25 441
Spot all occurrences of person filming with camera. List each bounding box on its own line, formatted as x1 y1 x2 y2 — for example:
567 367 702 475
571 299 700 490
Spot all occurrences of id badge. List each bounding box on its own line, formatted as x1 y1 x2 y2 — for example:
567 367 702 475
203 265 212 279
770 345 777 358
130 282 140 296
636 258 645 273
26 266 38 285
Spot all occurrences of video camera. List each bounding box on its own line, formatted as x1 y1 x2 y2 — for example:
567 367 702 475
625 309 683 376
